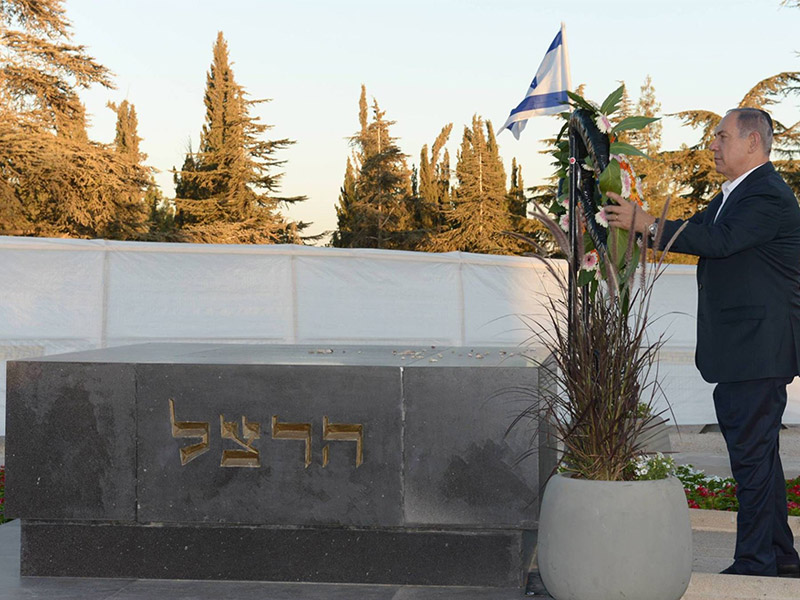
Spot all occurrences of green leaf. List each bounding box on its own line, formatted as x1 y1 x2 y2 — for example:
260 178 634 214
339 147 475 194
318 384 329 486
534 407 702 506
609 141 649 158
598 160 622 195
577 268 596 287
566 91 597 113
600 85 625 115
555 120 570 142
612 116 660 134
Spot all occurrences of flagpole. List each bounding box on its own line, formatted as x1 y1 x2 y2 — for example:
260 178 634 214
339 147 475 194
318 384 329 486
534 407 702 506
568 128 580 338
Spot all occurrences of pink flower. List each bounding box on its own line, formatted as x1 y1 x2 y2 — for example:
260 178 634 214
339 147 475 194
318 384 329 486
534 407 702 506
559 213 570 232
621 170 632 199
595 209 609 228
581 250 599 271
596 114 613 134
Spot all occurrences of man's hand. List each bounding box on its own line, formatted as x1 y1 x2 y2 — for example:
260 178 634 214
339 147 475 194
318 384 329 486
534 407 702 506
602 192 655 234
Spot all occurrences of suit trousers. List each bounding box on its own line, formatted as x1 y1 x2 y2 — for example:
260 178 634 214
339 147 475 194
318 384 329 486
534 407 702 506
713 377 799 575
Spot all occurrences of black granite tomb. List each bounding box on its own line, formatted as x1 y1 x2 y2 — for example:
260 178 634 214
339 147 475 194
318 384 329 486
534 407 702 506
5 344 551 587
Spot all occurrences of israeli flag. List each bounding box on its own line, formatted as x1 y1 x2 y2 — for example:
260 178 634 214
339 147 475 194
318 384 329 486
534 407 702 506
500 22 572 139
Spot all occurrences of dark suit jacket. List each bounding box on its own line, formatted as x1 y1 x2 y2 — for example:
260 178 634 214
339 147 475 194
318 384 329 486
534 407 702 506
660 162 800 383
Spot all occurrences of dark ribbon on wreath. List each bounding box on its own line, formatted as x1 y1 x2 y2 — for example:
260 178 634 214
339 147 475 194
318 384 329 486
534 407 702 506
563 108 611 327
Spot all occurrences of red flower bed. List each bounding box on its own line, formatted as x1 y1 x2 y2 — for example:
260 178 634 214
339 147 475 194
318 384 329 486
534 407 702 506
679 465 800 515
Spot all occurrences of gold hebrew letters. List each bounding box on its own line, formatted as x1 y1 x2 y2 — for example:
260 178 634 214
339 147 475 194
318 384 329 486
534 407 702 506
220 415 261 467
169 398 210 465
271 415 313 468
322 416 364 468
168 401 364 469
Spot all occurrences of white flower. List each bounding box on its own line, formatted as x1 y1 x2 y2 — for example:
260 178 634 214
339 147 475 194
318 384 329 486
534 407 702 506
595 209 609 228
596 114 613 134
641 200 650 211
559 213 570 232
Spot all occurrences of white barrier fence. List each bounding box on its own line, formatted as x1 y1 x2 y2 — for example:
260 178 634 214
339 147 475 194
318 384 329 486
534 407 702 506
2 235 799 434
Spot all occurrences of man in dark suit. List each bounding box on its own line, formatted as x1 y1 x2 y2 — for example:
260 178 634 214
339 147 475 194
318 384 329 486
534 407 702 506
605 107 800 577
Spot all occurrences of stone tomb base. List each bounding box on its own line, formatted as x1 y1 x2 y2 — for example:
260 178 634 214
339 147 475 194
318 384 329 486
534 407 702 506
6 344 550 587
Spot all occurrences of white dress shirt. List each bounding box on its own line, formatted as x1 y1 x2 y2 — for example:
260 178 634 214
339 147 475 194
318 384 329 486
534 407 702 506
714 162 767 222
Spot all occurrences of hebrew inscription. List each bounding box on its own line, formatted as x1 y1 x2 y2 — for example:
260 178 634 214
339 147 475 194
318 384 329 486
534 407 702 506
220 415 261 467
322 416 364 468
169 399 210 465
271 415 313 468
168 400 364 469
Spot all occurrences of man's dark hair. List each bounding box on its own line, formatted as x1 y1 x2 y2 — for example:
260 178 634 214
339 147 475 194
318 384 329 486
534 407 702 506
726 107 773 155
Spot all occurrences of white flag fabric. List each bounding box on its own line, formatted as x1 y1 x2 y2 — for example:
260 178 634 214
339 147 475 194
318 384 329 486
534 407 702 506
500 22 572 140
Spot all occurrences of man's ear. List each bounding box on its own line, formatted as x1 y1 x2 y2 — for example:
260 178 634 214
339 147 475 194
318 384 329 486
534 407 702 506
749 131 761 154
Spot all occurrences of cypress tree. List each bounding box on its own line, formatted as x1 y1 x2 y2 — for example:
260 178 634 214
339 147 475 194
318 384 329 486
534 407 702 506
417 123 453 233
507 158 527 217
427 115 519 254
332 157 358 247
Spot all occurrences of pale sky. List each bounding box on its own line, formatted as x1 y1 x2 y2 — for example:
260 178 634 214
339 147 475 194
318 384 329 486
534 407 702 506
65 0 800 241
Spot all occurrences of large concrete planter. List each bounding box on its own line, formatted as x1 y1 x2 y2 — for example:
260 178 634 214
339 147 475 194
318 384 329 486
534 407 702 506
538 473 692 600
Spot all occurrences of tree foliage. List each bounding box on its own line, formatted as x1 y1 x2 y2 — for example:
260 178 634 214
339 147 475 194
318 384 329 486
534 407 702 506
0 0 149 238
173 31 307 244
413 123 453 235
332 85 414 249
425 115 523 254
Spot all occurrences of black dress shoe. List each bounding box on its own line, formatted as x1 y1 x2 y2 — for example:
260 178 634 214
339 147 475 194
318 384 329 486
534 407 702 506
720 565 742 575
719 564 772 577
777 562 800 578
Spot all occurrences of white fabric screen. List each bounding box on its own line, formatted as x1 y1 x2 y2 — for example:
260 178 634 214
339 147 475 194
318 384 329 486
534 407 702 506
2 235 798 433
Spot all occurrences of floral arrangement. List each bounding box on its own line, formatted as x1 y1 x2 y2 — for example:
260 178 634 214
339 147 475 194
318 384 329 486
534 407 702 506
509 86 682 482
543 86 658 299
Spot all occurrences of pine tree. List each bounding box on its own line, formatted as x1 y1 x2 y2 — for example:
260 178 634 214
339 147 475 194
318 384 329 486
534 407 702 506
174 31 306 244
426 115 520 254
0 0 150 239
332 85 413 249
